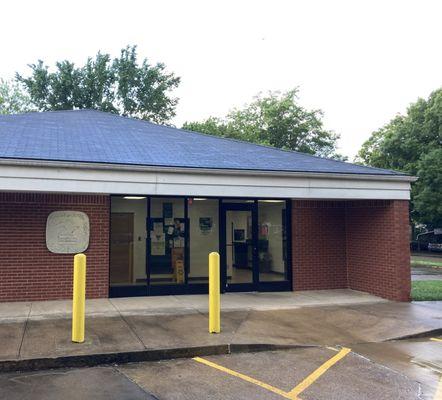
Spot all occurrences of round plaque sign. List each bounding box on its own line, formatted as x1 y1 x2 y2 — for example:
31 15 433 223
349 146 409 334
46 211 90 254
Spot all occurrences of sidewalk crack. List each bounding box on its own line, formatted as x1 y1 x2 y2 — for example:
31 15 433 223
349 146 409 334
112 365 161 399
231 308 252 338
108 300 145 349
18 303 32 359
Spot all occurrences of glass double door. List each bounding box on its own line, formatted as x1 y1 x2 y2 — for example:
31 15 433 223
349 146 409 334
221 203 259 292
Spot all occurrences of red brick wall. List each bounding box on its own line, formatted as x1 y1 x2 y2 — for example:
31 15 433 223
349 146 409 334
292 201 348 290
0 193 110 302
0 194 410 302
346 200 411 301
292 199 411 301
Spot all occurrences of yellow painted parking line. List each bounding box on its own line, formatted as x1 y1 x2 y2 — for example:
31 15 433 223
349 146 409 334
193 356 295 399
287 347 351 398
431 338 442 342
194 347 351 400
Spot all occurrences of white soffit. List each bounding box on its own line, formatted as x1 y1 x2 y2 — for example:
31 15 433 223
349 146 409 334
0 160 414 200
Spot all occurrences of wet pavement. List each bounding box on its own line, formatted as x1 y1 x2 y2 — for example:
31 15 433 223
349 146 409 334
412 266 442 281
1 339 440 399
0 298 440 399
0 300 441 365
0 289 386 323
118 347 422 400
352 339 442 399
0 366 153 400
0 294 441 399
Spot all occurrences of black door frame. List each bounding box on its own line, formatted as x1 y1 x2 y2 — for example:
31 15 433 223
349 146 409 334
220 202 259 293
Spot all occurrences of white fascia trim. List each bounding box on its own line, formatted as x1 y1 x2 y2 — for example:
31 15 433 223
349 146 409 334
0 158 417 182
0 159 413 200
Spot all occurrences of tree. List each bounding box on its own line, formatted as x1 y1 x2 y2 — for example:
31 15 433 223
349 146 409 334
357 88 442 227
0 79 34 114
183 89 344 159
16 46 180 123
414 149 442 227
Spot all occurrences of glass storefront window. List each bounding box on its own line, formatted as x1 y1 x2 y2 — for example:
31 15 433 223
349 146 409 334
257 200 288 282
109 195 290 295
148 197 186 285
110 196 147 286
188 198 219 284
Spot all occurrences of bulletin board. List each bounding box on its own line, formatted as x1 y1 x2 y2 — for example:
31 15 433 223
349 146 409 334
148 217 186 274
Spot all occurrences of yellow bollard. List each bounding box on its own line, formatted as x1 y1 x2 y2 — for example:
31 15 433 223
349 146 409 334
72 253 86 343
209 252 220 333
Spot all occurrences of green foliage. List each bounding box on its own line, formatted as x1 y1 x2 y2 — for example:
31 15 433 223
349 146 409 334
0 79 35 114
183 89 344 159
16 46 180 123
357 88 442 227
414 148 442 227
411 280 442 301
184 117 233 138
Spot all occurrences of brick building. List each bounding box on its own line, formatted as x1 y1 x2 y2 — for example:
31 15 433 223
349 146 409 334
0 110 414 302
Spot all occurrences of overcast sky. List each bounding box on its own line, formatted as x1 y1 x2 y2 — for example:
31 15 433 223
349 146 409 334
1 0 441 159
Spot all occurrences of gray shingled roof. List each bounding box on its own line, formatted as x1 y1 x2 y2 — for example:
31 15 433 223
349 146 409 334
0 110 404 176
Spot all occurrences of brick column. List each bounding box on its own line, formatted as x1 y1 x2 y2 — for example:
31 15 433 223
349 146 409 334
0 193 110 302
292 199 411 302
292 201 348 290
345 200 411 301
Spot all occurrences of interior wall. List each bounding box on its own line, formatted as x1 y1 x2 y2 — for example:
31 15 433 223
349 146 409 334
188 199 219 278
258 202 285 273
150 197 185 218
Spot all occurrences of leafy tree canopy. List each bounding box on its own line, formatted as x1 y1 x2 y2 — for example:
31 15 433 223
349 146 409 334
414 148 442 227
357 88 442 227
16 46 180 123
0 79 35 114
183 89 344 159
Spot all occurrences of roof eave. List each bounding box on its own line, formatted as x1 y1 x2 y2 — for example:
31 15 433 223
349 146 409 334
0 158 418 182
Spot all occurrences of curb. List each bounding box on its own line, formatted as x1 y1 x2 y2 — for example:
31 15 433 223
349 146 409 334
0 343 311 373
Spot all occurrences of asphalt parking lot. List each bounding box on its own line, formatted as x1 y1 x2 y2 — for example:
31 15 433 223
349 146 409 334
1 337 440 400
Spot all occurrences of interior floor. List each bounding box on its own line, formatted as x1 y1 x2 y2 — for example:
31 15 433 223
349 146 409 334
111 268 285 286
228 268 284 283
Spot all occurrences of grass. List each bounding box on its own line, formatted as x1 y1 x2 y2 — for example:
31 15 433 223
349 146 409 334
411 280 442 301
411 259 442 268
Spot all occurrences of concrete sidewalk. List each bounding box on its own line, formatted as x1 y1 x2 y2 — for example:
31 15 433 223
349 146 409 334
0 290 441 372
411 265 442 281
0 289 386 322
